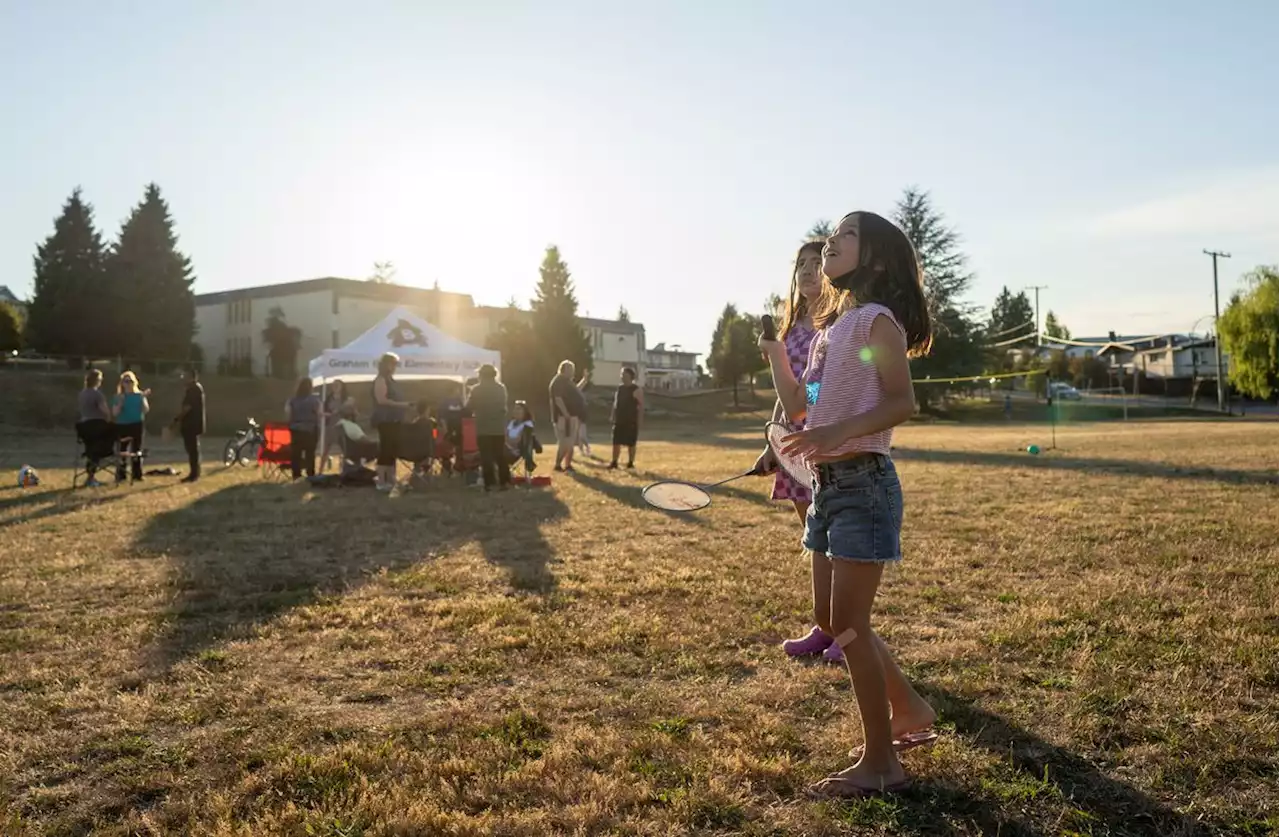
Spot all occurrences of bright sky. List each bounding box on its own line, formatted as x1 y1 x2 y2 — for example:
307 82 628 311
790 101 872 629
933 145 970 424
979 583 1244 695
1 1 1276 358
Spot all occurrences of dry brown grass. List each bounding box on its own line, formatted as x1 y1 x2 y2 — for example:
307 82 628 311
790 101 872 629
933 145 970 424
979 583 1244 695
0 418 1275 836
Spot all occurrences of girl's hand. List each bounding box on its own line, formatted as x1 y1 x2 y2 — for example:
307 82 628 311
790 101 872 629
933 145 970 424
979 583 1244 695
779 425 844 459
758 334 785 357
752 446 777 476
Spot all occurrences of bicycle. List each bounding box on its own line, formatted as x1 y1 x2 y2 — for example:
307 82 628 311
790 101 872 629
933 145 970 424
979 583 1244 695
223 417 264 467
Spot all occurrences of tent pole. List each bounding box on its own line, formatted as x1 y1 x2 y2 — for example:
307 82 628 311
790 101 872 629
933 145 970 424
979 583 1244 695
318 379 328 472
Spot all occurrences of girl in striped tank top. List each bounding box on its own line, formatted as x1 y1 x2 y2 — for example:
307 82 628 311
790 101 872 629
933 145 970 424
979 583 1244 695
760 211 936 799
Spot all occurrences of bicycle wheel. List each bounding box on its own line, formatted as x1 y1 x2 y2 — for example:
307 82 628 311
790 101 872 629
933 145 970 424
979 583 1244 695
239 440 261 466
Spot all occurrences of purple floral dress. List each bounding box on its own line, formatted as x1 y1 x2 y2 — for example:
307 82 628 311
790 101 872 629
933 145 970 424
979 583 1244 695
771 320 817 503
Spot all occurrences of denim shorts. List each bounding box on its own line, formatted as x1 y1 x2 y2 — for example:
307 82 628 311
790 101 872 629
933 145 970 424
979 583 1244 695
802 454 904 563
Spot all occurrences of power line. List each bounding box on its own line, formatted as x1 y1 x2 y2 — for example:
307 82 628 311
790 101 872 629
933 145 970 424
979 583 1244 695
985 331 1039 348
985 319 1036 339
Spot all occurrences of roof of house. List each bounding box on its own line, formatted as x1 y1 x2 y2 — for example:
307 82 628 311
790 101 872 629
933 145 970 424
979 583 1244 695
194 277 473 307
471 305 645 334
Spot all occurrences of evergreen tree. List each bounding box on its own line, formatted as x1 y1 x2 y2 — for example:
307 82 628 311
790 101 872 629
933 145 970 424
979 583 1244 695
617 305 630 323
1043 310 1071 341
26 188 108 358
529 245 592 383
487 318 542 401
988 286 1035 342
0 302 21 353
893 187 983 404
986 286 1036 372
806 220 833 242
106 183 196 361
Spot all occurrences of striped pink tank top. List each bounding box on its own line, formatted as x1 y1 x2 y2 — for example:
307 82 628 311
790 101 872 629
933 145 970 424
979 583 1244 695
803 303 904 459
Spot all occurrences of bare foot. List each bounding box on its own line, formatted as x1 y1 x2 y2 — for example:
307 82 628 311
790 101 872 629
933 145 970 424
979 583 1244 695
808 759 911 799
848 699 938 759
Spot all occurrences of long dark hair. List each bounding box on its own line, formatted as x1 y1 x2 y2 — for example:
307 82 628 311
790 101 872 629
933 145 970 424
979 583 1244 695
779 240 824 339
294 377 313 398
813 211 932 356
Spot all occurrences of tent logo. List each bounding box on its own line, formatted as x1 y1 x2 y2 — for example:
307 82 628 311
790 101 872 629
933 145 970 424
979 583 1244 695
388 319 428 348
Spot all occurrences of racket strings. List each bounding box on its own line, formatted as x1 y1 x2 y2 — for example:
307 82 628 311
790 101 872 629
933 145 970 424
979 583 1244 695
765 421 811 485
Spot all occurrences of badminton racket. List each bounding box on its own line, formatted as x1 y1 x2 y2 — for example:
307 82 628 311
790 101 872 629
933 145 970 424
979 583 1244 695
641 466 766 512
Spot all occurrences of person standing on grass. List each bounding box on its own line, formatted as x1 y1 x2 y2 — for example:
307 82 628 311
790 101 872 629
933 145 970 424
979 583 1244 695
754 240 845 664
112 371 150 483
608 367 643 469
549 360 582 473
175 366 205 483
575 371 593 458
760 210 936 799
372 352 413 492
77 369 113 487
285 376 323 480
467 364 512 491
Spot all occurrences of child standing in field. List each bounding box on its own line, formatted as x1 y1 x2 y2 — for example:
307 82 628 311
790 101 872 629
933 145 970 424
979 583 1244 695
755 240 846 664
760 211 937 798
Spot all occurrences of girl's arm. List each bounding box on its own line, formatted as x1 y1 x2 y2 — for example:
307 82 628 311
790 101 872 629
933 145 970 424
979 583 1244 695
759 338 806 423
111 395 122 418
284 400 293 422
141 396 150 415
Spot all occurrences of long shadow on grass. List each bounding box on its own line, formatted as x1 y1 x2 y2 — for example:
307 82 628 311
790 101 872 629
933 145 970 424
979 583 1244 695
137 481 567 672
893 447 1278 487
0 482 173 531
892 686 1228 837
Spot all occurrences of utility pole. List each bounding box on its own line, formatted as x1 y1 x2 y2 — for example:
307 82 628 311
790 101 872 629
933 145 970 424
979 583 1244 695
1025 285 1049 347
1203 250 1231 414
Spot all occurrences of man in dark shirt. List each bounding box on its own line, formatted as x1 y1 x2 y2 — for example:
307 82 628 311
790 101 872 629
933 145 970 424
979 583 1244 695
175 366 206 483
609 367 644 469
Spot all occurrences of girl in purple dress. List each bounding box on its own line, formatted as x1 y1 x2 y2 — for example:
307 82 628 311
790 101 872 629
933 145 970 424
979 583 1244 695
754 240 844 663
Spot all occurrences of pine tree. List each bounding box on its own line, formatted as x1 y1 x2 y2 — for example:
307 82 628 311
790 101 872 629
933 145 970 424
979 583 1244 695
26 188 108 359
1043 310 1071 341
529 245 593 382
893 187 983 405
106 183 196 361
988 287 1035 342
806 220 833 242
617 305 630 323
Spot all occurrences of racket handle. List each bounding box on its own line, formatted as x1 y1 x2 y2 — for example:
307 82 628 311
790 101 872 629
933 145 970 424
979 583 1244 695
760 315 776 341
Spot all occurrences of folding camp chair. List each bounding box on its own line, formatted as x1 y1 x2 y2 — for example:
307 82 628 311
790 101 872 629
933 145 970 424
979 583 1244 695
73 420 118 489
454 417 481 484
257 422 293 481
399 420 437 488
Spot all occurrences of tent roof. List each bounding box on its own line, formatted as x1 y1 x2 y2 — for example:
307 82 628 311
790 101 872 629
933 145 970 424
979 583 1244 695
308 306 500 382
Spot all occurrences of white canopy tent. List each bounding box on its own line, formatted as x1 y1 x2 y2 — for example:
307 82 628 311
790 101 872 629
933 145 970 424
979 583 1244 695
308 306 501 462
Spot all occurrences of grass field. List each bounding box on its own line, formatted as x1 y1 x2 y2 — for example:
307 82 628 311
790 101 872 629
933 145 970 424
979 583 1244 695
0 418 1276 836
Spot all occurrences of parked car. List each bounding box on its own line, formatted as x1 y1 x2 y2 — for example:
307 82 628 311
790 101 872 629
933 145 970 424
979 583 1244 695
1048 382 1083 401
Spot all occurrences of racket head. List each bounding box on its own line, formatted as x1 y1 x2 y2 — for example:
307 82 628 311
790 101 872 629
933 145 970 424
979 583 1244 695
765 421 812 485
641 481 713 512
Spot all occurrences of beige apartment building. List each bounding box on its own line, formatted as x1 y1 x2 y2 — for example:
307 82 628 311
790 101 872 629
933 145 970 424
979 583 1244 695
194 277 649 383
